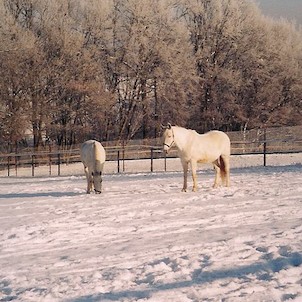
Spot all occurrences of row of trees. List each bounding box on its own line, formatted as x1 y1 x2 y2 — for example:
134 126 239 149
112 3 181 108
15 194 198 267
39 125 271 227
0 0 302 151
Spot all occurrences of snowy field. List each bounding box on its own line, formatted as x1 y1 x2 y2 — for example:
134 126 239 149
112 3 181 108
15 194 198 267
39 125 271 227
0 154 302 302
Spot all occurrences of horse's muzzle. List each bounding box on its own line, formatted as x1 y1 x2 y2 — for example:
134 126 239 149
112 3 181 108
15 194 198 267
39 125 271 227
163 144 169 154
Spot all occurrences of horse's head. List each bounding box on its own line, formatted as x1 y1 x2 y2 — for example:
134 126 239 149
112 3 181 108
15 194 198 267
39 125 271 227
92 171 103 194
162 123 174 153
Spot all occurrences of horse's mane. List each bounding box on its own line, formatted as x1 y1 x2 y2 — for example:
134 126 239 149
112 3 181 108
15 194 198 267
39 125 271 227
173 125 198 135
174 126 222 136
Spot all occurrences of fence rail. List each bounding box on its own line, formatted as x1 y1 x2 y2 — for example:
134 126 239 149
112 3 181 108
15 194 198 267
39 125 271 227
1 138 302 177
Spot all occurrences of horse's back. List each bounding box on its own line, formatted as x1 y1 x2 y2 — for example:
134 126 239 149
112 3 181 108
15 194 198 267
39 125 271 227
204 131 230 153
205 131 230 154
188 130 230 162
80 140 106 168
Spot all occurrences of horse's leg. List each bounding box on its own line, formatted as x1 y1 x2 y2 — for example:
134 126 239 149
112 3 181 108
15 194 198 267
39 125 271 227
191 160 198 192
181 160 188 192
213 159 221 188
84 166 91 194
89 175 94 193
221 155 230 187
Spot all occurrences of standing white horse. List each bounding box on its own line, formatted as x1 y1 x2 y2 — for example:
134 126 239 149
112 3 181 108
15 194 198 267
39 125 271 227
80 140 106 194
162 124 230 192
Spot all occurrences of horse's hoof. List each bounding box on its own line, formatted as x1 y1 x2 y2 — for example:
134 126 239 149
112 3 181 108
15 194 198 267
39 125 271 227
181 188 187 192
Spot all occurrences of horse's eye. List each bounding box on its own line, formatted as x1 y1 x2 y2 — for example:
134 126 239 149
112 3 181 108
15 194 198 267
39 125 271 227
99 172 102 176
91 172 94 176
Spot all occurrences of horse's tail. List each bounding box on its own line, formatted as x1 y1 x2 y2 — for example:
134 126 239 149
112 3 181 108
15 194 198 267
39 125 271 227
220 155 227 184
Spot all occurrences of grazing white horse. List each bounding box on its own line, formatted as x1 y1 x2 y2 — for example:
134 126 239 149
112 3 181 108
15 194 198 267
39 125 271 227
162 124 230 192
80 140 106 194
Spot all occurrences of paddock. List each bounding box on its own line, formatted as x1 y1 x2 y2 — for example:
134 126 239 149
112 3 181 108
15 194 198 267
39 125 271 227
0 159 302 302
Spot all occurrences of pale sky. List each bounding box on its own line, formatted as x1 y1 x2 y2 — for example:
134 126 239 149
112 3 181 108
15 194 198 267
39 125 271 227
256 0 302 25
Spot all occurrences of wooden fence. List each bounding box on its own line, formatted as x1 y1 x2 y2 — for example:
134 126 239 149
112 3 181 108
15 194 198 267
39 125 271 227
1 137 302 177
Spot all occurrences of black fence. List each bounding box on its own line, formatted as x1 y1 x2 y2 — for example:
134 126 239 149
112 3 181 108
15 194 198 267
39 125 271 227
1 136 302 177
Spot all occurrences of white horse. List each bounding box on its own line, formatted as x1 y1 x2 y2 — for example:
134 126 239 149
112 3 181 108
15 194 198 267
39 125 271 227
80 140 106 194
162 124 230 192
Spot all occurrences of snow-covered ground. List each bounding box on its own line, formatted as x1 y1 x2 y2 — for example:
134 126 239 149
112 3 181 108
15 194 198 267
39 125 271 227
0 154 302 302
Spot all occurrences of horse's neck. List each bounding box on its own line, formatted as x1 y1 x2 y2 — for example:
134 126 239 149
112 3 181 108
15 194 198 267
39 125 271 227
173 127 191 152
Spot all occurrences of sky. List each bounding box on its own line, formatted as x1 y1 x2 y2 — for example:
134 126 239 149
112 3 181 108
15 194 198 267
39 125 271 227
256 0 302 25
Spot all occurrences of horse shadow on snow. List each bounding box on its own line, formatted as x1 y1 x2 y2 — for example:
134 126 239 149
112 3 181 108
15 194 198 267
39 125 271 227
66 250 302 302
0 191 82 199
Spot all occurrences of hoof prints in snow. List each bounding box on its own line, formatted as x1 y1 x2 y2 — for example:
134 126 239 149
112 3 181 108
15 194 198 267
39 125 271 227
0 165 302 301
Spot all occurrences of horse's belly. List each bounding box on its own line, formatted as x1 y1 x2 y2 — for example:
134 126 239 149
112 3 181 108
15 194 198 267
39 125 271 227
197 157 210 163
197 155 217 163
191 149 219 163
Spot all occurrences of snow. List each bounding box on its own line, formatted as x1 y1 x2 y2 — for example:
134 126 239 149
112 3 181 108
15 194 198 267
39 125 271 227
0 154 302 302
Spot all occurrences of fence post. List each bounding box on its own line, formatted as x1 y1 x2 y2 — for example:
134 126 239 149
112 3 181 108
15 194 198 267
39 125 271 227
57 153 61 176
117 150 120 173
263 128 267 167
31 154 35 177
49 143 52 176
122 145 125 172
151 148 154 172
7 156 10 177
49 153 52 176
15 155 18 176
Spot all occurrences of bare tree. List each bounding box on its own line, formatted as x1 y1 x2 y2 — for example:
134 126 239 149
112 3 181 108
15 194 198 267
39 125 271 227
77 0 194 141
1 0 302 151
0 1 38 150
175 0 302 131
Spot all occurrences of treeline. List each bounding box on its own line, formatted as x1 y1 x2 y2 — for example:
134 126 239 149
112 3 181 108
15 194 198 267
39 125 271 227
0 0 302 150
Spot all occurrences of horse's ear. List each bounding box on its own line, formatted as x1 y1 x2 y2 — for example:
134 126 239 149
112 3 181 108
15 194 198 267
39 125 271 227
161 123 172 130
161 124 167 129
